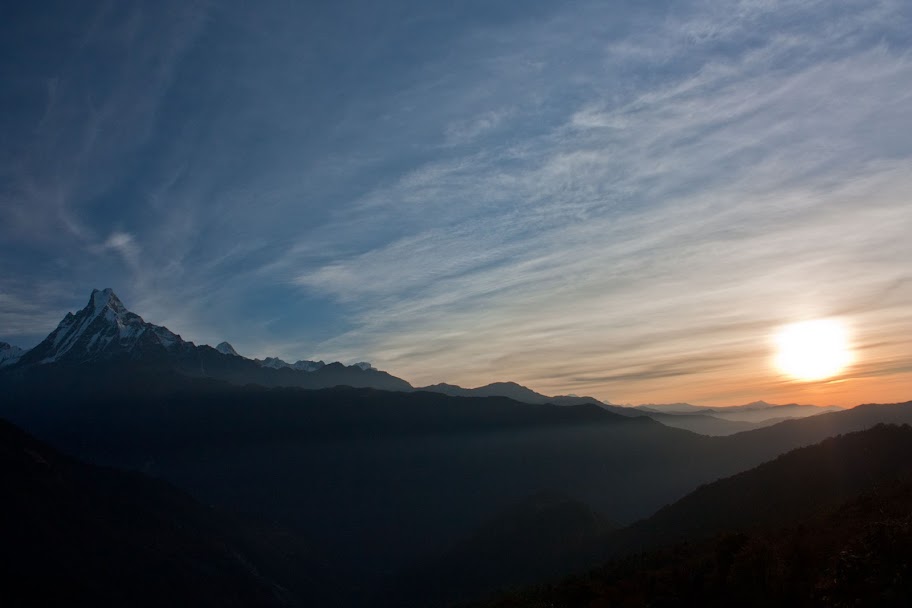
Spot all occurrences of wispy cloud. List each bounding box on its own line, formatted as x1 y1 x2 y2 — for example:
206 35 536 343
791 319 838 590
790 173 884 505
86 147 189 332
284 0 912 404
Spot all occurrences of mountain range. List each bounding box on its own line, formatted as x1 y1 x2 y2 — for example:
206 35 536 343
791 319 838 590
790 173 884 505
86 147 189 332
633 404 841 435
3 287 912 606
416 382 611 408
1 288 838 436
2 289 409 392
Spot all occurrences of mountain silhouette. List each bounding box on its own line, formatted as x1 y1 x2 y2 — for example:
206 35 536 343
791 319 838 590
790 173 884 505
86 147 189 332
3 288 911 606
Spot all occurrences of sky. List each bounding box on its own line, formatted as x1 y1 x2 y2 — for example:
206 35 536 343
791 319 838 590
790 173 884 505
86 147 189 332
1 0 911 406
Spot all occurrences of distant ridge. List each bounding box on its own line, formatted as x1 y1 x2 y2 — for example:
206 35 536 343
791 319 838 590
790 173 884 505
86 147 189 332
631 400 844 433
635 400 841 414
418 381 638 416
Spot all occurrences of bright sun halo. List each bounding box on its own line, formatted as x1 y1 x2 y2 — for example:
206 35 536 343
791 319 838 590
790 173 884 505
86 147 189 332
774 319 852 381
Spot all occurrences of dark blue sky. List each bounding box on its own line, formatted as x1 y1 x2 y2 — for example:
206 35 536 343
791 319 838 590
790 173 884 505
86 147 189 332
2 0 911 405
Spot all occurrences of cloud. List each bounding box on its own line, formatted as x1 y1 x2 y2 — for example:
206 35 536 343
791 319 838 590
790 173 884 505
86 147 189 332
283 0 912 404
444 108 515 146
101 231 140 269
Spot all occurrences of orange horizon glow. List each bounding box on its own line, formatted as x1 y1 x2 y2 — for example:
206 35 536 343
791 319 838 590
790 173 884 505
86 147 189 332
410 315 911 409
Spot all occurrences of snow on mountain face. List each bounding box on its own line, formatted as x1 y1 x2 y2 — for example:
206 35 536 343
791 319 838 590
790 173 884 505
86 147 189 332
259 357 290 369
0 342 25 367
292 360 325 372
7 287 381 379
18 288 188 365
256 357 326 372
215 342 240 357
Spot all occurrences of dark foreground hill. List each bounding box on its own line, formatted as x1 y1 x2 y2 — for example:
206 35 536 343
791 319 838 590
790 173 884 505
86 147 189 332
480 424 912 608
484 482 912 608
384 424 912 606
0 417 341 608
381 491 617 607
611 423 912 555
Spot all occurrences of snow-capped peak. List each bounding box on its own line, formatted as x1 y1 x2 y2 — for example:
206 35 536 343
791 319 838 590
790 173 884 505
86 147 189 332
255 356 326 372
0 342 25 367
90 287 127 314
17 288 187 365
353 361 376 371
215 341 240 357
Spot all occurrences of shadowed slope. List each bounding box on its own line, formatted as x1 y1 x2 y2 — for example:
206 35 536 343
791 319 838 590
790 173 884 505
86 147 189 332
613 423 912 555
482 425 912 608
0 417 340 608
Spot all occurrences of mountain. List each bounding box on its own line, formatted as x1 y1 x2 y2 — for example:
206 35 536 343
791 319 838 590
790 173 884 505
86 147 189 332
635 402 710 414
0 416 345 608
481 425 912 608
0 368 664 598
257 356 327 371
215 341 240 356
16 288 190 365
418 381 629 412
612 423 912 555
387 420 912 605
635 400 844 431
4 349 911 604
3 291 910 605
637 400 841 419
421 381 569 402
641 411 766 436
3 288 411 392
0 341 24 367
485 486 912 608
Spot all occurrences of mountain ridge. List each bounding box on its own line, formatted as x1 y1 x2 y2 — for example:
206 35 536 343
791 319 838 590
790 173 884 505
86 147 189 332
417 381 639 415
3 288 411 392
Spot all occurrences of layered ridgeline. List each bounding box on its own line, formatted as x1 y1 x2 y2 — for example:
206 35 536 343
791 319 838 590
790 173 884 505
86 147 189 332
3 288 912 607
1 288 841 435
4 368 912 604
634 400 844 435
480 424 912 608
387 421 912 607
2 288 409 391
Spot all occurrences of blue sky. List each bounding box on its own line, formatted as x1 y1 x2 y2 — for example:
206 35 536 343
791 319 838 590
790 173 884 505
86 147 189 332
2 0 911 405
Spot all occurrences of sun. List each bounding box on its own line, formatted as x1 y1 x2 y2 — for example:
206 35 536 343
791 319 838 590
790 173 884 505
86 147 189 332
774 319 853 381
